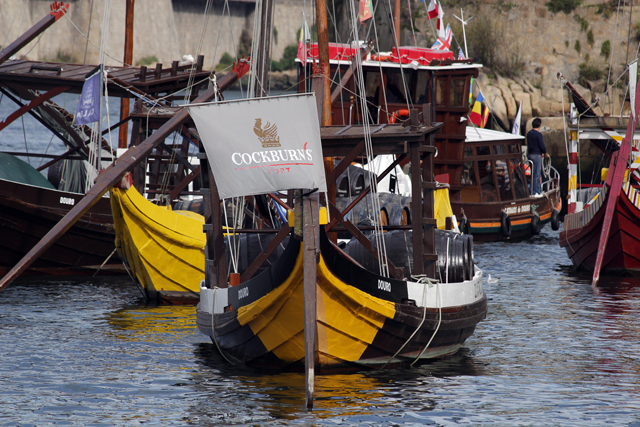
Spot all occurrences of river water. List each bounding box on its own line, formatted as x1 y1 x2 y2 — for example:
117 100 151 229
3 91 640 425
2 227 640 426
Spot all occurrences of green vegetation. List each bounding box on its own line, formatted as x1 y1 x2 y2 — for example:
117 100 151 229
495 0 516 12
596 2 614 19
546 0 581 14
272 44 298 71
573 14 588 31
136 55 158 66
600 40 611 58
578 62 603 85
565 40 569 48
238 30 252 57
215 52 234 71
635 22 640 39
52 50 74 63
465 12 524 77
574 39 581 54
587 29 594 47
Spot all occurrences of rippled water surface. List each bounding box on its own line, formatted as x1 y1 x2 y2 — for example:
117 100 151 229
2 228 640 426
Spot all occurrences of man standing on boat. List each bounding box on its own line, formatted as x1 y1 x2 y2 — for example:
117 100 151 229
527 118 548 197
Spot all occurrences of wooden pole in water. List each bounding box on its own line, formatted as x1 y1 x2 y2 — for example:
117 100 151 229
0 62 250 292
302 192 319 409
592 80 640 287
118 0 135 149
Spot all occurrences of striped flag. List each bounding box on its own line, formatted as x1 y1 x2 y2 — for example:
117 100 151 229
296 19 311 63
482 103 490 128
469 90 484 126
458 47 465 60
469 77 474 106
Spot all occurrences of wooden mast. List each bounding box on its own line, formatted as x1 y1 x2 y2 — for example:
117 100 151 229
118 0 135 149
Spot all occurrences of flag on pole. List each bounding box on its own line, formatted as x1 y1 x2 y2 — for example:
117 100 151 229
630 60 638 122
431 25 451 50
458 47 465 60
512 100 523 134
359 0 374 22
469 90 484 127
436 1 446 39
74 69 101 126
482 103 490 128
296 19 311 63
425 0 439 19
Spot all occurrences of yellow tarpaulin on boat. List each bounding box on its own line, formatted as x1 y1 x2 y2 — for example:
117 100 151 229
434 187 454 230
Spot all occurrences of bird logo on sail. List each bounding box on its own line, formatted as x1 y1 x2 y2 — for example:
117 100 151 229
253 119 281 148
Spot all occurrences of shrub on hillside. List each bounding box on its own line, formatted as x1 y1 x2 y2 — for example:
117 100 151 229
578 62 603 85
546 0 581 14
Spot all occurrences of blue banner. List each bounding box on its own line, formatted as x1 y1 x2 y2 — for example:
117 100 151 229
74 71 101 125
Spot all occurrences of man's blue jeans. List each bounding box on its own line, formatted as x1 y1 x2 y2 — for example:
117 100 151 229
530 153 542 195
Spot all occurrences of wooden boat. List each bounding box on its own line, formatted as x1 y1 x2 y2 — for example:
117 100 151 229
0 3 233 275
110 180 206 304
298 44 562 240
194 94 487 372
0 153 118 276
558 73 640 280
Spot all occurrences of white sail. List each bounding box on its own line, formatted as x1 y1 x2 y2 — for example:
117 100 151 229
189 94 327 199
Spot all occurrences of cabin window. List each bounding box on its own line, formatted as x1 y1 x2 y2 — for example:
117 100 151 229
385 69 411 104
450 78 466 107
508 143 520 154
415 71 429 104
479 160 497 202
435 79 445 105
493 145 506 155
464 147 473 157
494 160 513 200
476 145 491 156
509 159 529 198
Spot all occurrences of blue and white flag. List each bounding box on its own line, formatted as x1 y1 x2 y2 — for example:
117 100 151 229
74 70 101 125
458 47 465 60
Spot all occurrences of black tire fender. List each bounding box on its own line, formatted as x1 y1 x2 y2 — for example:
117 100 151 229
530 214 541 235
551 209 560 231
501 212 512 237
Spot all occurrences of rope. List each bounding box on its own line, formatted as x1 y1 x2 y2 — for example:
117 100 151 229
348 0 389 277
411 277 442 367
381 276 437 369
211 287 236 364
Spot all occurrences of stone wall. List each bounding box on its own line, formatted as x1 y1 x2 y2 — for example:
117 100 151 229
0 0 311 69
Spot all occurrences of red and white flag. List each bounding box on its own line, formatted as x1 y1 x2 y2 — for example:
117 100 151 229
436 1 446 39
426 0 438 19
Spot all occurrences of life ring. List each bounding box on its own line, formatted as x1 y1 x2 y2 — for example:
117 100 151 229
551 209 560 231
523 162 531 176
530 214 541 235
501 212 512 237
389 109 410 124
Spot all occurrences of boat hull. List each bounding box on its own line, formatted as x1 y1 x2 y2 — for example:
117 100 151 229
110 186 206 304
0 178 122 275
453 188 562 241
559 184 640 276
197 231 487 372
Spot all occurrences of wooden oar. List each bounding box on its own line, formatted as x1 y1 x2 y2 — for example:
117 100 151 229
591 79 640 287
0 59 250 293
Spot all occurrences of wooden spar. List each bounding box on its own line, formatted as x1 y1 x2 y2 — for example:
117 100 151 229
303 192 319 409
0 86 69 132
0 2 70 66
306 0 331 407
591 80 640 287
0 59 250 293
118 0 135 149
